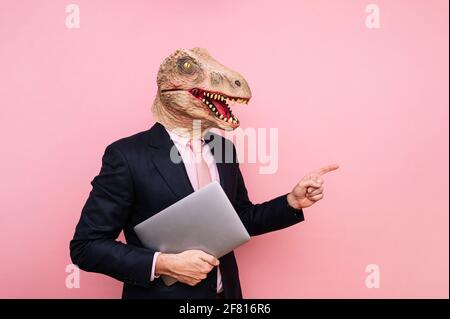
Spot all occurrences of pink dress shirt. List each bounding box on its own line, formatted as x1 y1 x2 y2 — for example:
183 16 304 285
149 129 223 293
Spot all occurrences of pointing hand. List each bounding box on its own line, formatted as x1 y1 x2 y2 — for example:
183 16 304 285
287 164 339 209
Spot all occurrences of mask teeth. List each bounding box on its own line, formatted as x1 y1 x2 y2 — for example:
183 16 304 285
204 91 227 102
201 91 249 105
225 97 249 105
200 90 248 124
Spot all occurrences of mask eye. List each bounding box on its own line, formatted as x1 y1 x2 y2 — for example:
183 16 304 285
183 62 191 70
177 57 197 75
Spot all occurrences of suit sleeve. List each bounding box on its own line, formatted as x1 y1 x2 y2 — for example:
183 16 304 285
234 166 305 236
70 145 155 288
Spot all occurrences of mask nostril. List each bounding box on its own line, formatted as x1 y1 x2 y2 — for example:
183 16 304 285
234 80 241 87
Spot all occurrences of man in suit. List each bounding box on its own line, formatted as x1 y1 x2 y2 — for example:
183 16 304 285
70 48 338 299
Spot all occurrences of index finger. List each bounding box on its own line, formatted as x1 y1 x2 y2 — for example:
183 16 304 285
314 164 339 176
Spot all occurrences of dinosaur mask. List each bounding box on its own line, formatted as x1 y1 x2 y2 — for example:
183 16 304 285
152 48 252 135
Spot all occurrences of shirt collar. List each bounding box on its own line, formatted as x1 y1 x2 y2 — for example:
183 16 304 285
165 128 205 148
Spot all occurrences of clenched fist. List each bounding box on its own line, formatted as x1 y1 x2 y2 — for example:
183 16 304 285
287 164 339 209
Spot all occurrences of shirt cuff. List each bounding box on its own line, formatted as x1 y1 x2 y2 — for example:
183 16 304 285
150 251 161 282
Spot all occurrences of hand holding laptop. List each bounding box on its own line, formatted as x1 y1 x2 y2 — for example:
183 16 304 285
134 181 250 286
154 250 220 286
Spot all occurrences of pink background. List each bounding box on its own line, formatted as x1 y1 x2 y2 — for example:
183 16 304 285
0 0 448 298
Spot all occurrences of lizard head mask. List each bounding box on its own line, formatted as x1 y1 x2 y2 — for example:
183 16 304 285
152 48 251 136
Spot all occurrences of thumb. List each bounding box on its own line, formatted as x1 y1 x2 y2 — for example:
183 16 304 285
199 251 220 266
300 178 322 189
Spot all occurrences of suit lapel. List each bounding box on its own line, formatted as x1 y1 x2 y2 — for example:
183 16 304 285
205 132 236 201
151 150 194 199
216 161 234 201
147 123 194 200
147 123 236 201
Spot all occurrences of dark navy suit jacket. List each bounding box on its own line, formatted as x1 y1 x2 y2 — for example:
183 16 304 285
70 122 304 299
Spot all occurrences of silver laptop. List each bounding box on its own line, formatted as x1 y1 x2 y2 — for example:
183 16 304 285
134 181 250 285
